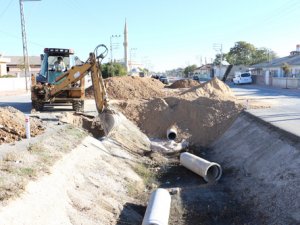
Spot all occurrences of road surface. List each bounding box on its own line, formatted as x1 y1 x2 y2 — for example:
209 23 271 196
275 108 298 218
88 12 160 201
2 84 300 137
0 93 32 114
230 84 300 136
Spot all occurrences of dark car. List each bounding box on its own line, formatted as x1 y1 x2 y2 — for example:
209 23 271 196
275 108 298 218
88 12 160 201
159 75 169 84
151 74 160 79
193 75 199 81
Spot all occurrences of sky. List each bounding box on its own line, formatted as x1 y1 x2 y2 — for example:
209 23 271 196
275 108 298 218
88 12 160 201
1 0 300 72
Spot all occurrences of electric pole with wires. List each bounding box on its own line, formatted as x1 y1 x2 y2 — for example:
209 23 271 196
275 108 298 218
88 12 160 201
19 0 40 91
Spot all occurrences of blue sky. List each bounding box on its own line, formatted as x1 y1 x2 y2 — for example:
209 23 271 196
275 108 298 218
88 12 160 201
1 0 300 71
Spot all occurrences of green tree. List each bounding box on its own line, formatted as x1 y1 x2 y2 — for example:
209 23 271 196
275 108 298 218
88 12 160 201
226 41 256 65
184 64 197 77
213 53 227 65
101 62 127 78
281 63 291 77
252 48 277 65
225 41 277 65
113 63 127 76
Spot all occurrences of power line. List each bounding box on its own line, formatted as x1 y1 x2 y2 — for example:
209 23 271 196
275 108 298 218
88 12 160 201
0 0 14 20
234 0 300 35
0 29 44 48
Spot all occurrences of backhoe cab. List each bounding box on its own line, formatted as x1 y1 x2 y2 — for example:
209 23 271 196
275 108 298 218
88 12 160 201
31 45 108 113
32 47 85 111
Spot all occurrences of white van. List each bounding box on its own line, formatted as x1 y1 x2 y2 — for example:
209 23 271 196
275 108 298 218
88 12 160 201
233 72 252 84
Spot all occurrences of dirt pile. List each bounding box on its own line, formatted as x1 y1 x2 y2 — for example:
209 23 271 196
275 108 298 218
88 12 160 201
0 107 44 144
168 79 200 89
118 78 242 147
179 77 235 100
86 76 166 100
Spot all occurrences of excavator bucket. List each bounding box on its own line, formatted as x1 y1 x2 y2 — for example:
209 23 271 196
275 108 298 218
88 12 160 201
99 108 117 136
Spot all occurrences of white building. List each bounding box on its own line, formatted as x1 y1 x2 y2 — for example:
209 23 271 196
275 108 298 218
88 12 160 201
0 54 11 76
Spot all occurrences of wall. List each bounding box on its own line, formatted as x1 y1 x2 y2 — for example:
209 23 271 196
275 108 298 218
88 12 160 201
0 77 31 91
253 74 265 85
272 77 300 88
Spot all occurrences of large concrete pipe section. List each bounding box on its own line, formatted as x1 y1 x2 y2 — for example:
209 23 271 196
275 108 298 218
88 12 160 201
167 125 177 140
180 152 222 183
142 188 171 225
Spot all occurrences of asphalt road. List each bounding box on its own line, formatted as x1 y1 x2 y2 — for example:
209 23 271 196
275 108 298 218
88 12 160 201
0 93 32 114
230 83 300 136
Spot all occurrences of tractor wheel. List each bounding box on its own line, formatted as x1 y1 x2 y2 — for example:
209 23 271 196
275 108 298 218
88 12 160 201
32 100 44 111
72 100 84 112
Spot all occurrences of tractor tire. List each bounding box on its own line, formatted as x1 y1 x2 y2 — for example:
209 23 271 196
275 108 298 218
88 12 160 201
72 100 84 112
32 100 44 111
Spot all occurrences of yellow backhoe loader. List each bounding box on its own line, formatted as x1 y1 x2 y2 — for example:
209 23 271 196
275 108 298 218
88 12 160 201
31 44 108 113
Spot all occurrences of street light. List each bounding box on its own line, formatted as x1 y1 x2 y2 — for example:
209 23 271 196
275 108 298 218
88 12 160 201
19 0 40 91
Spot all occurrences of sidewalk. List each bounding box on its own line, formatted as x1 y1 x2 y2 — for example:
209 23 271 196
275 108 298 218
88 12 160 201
228 82 300 94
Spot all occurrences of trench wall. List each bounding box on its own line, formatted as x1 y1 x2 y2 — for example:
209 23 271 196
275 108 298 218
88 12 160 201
210 112 300 225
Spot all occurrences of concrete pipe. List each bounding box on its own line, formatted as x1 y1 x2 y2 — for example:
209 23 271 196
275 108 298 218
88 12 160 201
167 125 177 140
180 152 222 183
142 188 171 225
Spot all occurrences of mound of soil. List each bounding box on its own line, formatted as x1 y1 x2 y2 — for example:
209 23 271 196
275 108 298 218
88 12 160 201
168 79 200 89
118 78 242 147
0 107 44 144
179 78 235 101
86 76 165 100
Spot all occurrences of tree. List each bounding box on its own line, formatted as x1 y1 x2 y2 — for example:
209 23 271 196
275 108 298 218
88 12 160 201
184 64 197 77
213 53 227 65
225 41 277 65
281 63 291 77
252 48 277 65
226 41 256 65
101 62 127 78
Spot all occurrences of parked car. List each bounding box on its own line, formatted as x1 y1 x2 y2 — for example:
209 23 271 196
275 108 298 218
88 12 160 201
159 75 169 84
193 75 199 81
233 72 252 84
151 74 160 79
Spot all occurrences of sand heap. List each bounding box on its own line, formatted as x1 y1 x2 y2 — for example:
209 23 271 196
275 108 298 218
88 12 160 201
168 79 200 89
119 78 242 147
86 76 165 100
0 107 44 144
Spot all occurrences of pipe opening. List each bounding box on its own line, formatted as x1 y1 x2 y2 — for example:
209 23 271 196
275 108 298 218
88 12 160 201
206 164 222 182
167 132 177 140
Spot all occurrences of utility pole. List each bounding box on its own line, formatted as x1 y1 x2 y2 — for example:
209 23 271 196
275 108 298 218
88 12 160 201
129 48 137 72
109 34 120 76
213 43 223 78
19 0 40 91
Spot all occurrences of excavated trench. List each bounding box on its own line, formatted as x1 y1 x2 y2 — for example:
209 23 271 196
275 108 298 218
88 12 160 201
63 111 299 225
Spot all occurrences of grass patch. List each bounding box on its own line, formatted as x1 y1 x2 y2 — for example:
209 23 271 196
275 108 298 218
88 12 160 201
15 167 36 177
133 163 156 188
2 152 18 162
27 143 44 153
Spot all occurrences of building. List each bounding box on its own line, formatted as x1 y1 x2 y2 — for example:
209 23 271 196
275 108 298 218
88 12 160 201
0 54 11 76
193 63 249 81
193 64 213 80
5 56 41 77
251 45 300 88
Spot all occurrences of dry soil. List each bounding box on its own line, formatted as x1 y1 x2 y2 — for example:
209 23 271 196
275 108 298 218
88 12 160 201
0 107 44 144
